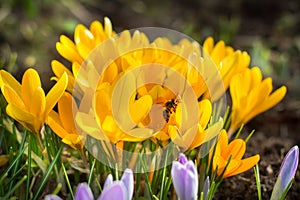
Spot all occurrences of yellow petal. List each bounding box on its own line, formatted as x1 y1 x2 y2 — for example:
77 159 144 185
74 24 92 45
222 159 241 178
203 37 214 54
251 86 287 119
30 87 46 117
226 139 246 160
47 111 69 139
6 104 36 133
168 125 184 147
62 134 83 148
56 35 83 63
58 92 76 132
247 78 272 112
21 68 41 108
75 112 107 141
0 70 22 96
123 128 152 141
189 120 223 150
94 84 112 124
1 85 25 109
199 99 212 128
226 154 260 177
250 67 263 86
72 62 81 78
45 73 68 115
104 17 113 36
51 60 73 77
211 40 226 64
51 60 74 92
130 95 153 124
90 20 104 43
215 130 229 155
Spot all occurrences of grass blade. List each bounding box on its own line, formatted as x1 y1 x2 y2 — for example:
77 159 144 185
32 144 63 200
254 164 262 200
26 132 31 200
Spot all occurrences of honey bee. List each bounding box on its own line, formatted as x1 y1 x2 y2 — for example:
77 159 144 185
163 98 180 122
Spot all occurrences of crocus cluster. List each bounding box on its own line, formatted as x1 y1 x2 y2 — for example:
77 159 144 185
45 169 134 200
0 16 292 199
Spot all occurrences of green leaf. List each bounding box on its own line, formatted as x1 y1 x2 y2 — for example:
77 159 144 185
32 144 63 200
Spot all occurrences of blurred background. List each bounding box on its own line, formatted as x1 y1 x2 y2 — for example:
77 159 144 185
1 0 300 92
1 0 300 137
0 0 300 198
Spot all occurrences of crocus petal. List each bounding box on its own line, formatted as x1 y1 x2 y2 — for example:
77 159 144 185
130 94 153 124
121 169 134 200
74 182 94 200
172 154 198 200
1 84 25 109
47 111 70 139
178 153 188 164
203 177 210 200
103 174 113 189
98 182 127 200
278 146 299 187
30 87 46 117
44 194 63 200
171 162 186 199
58 92 76 132
45 73 68 115
21 68 41 108
226 139 246 160
56 35 83 63
0 70 22 96
226 154 260 177
51 60 73 77
271 146 299 200
6 104 35 126
184 161 198 200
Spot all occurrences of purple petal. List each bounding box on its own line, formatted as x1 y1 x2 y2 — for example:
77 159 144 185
171 161 186 199
184 162 198 200
97 182 127 200
74 182 94 200
121 169 134 199
186 160 198 175
279 145 299 187
44 194 63 200
203 177 210 200
271 145 299 200
103 174 113 189
178 153 188 165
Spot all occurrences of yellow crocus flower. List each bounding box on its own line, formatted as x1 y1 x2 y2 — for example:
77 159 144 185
229 67 287 136
52 17 115 94
94 82 153 143
169 99 223 150
203 37 250 94
56 17 115 65
47 92 84 151
211 129 260 178
0 68 68 135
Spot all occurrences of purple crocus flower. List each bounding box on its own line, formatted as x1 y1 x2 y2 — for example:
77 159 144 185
74 182 94 200
98 168 134 200
45 182 93 200
271 145 299 200
44 194 62 200
203 176 210 200
171 153 198 200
